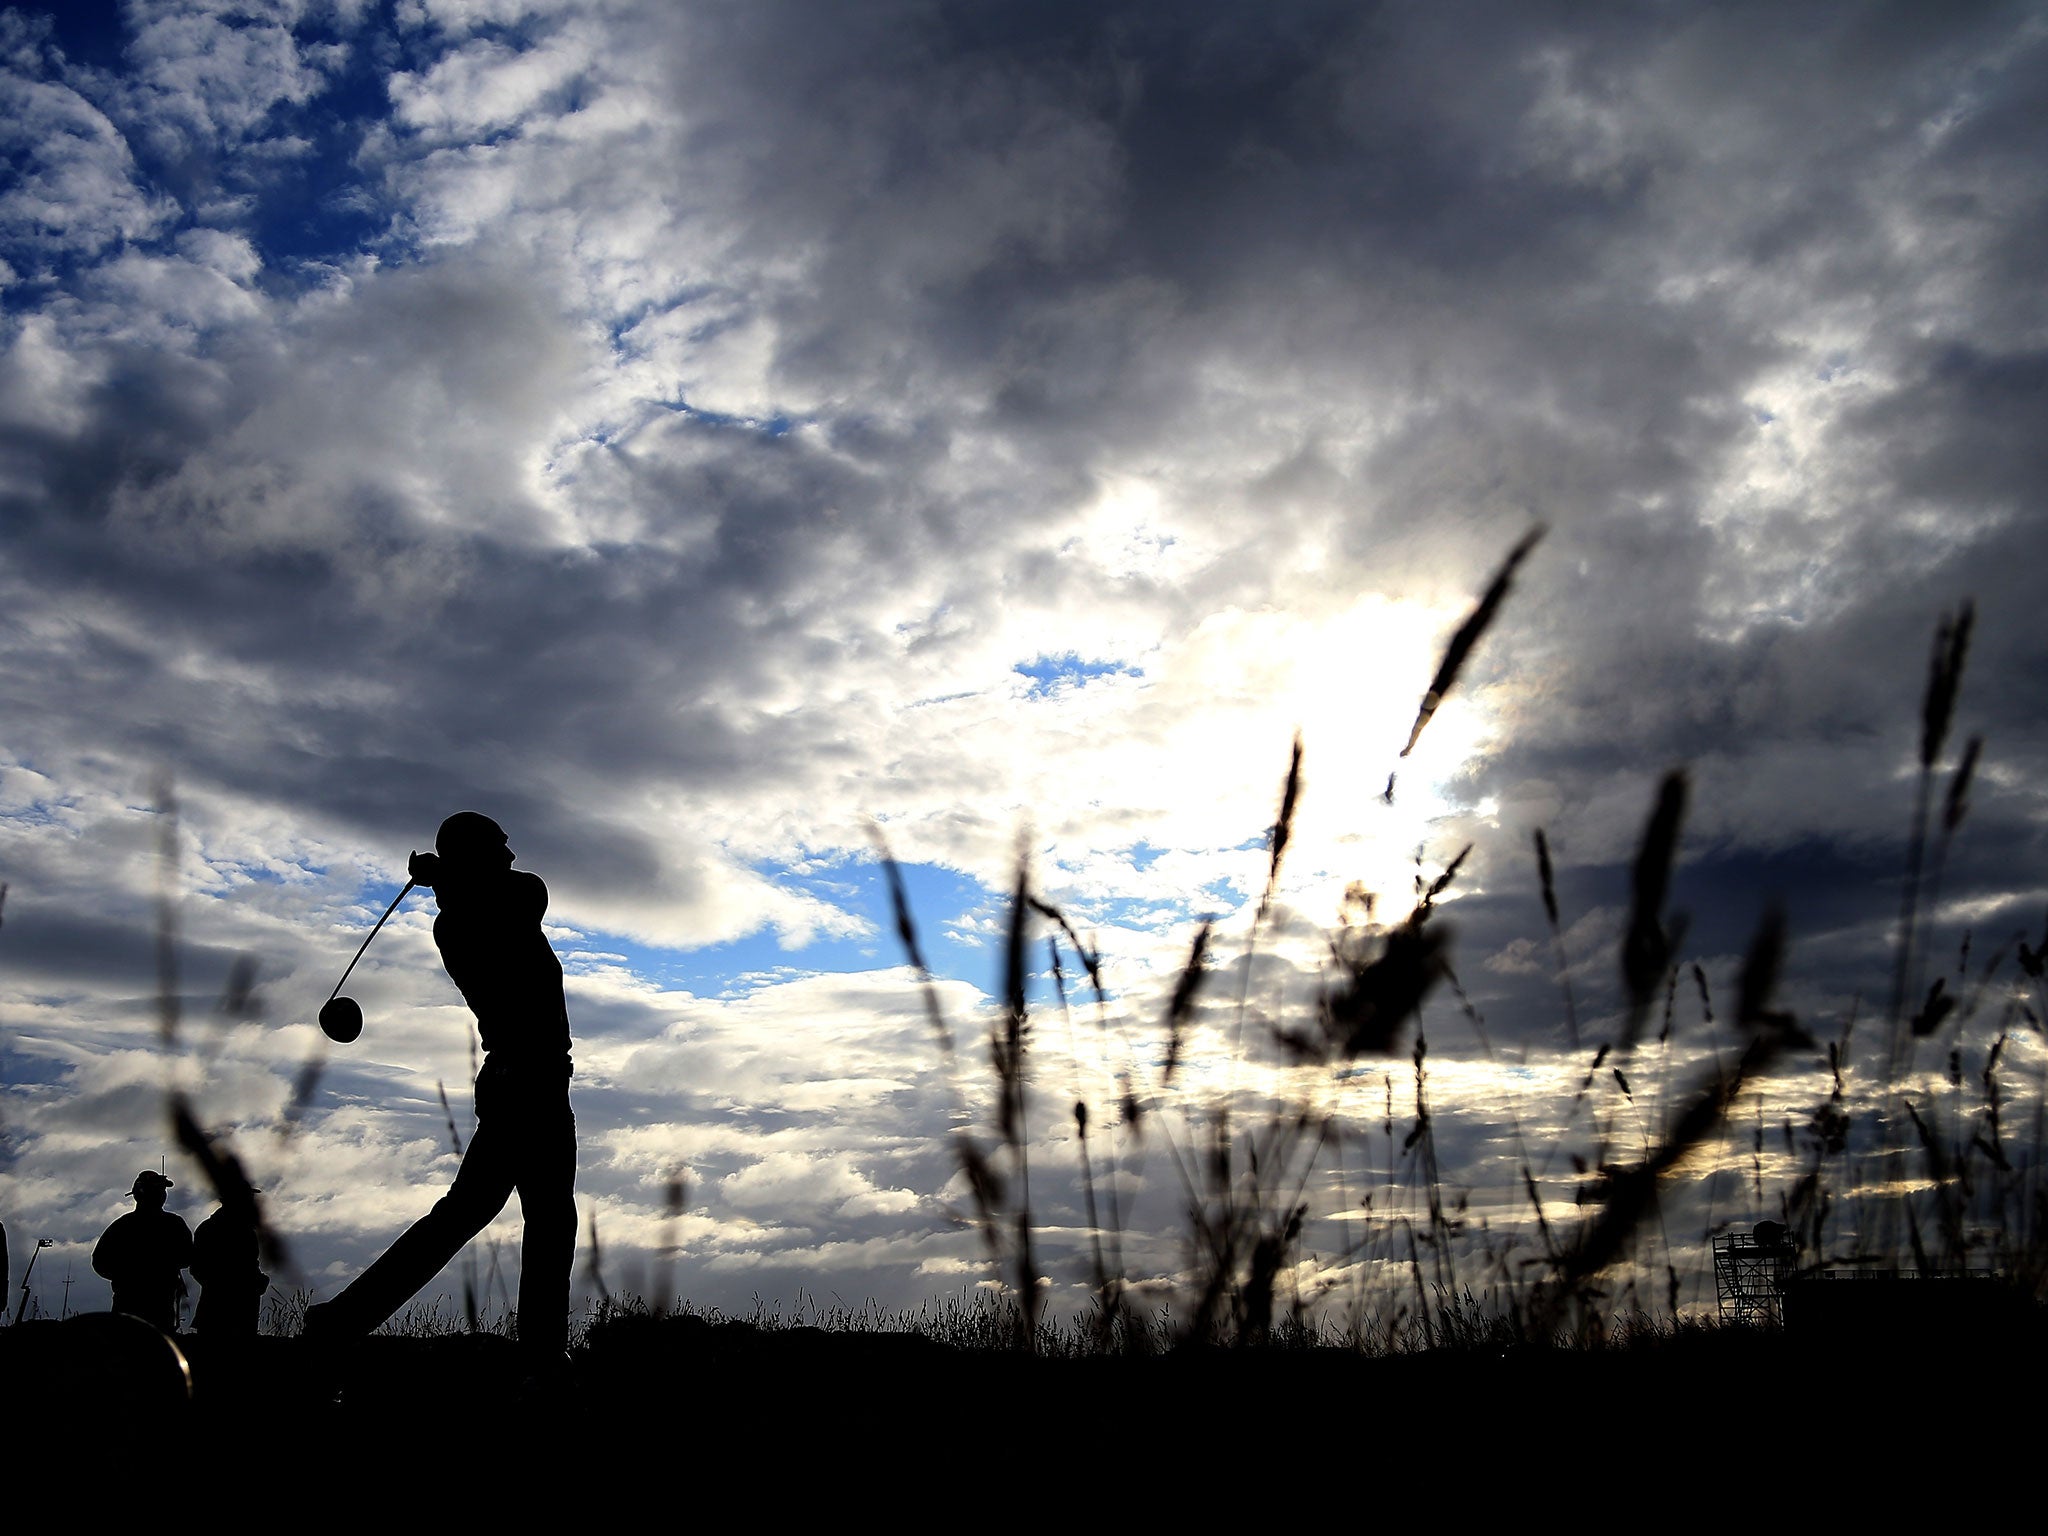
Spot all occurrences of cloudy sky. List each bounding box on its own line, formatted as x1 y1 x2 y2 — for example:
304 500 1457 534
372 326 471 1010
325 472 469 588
3 0 2044 1333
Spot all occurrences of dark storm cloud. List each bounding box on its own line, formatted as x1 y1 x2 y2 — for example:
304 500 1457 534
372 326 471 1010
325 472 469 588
628 0 2048 757
0 902 249 998
9 0 2036 890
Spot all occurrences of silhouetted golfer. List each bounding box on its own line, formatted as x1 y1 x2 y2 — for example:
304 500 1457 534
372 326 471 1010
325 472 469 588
93 1171 193 1332
306 812 576 1374
192 1199 269 1336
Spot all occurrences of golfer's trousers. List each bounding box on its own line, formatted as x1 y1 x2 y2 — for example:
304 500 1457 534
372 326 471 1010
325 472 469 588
326 1056 576 1357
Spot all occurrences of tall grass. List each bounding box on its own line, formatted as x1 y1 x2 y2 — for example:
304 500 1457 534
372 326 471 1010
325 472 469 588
878 537 2041 1354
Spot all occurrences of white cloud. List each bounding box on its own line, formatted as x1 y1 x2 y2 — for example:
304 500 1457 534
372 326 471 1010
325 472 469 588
0 52 171 260
123 2 325 146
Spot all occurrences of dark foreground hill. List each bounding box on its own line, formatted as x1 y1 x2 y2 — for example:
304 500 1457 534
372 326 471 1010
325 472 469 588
6 1304 2043 1502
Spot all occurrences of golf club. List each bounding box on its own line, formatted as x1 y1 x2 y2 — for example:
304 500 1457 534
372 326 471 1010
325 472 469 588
319 876 417 1043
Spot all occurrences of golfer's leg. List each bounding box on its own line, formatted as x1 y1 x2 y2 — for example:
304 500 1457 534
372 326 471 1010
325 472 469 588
322 1122 516 1334
514 1098 578 1360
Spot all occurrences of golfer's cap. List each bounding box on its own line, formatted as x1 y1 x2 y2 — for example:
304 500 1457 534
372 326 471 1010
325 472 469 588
436 811 507 859
131 1170 172 1193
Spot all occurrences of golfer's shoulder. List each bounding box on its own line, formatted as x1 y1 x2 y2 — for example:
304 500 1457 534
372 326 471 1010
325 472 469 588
514 869 548 916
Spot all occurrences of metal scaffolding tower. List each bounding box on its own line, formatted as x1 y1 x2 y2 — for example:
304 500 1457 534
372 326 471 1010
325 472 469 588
1714 1222 1796 1325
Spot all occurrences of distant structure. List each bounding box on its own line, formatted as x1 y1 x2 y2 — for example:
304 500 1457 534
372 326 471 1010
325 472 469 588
1713 1221 1797 1325
1717 1222 2032 1340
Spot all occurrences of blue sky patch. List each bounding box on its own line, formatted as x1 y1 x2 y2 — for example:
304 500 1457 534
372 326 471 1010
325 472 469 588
1013 653 1142 698
566 858 1004 1000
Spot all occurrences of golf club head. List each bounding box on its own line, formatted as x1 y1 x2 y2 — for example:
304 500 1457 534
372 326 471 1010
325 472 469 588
319 995 364 1044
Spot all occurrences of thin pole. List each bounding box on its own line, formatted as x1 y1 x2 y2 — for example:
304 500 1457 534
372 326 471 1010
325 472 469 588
13 1238 52 1325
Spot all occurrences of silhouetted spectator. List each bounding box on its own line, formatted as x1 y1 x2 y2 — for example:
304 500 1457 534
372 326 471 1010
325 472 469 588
92 1171 193 1332
192 1199 269 1336
307 813 576 1378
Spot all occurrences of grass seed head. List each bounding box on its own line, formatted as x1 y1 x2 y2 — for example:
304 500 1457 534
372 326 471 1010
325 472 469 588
1910 977 1955 1037
1400 524 1545 759
1620 770 1689 1048
1164 920 1212 1083
1943 734 1983 835
1268 733 1303 893
1535 829 1559 928
1920 601 1975 771
1320 914 1448 1056
170 1093 291 1274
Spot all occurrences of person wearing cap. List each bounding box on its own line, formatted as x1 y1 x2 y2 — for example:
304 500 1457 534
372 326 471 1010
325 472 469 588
192 1197 270 1337
92 1171 195 1333
306 812 576 1376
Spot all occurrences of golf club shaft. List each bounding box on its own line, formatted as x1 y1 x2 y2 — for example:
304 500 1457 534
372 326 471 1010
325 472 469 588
327 878 417 1003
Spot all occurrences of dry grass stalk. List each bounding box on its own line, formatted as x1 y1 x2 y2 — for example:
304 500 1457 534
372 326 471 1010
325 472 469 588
1029 895 1105 1008
1889 601 1978 1074
1318 912 1448 1058
153 772 182 1047
870 826 957 1063
1944 735 1984 836
1619 770 1689 1051
1399 525 1545 759
994 851 1039 1348
876 831 1046 1348
584 1203 610 1304
1543 906 1797 1327
1534 829 1581 1048
1163 921 1211 1085
1266 732 1303 910
1921 603 1975 772
169 1094 290 1275
436 1079 466 1157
